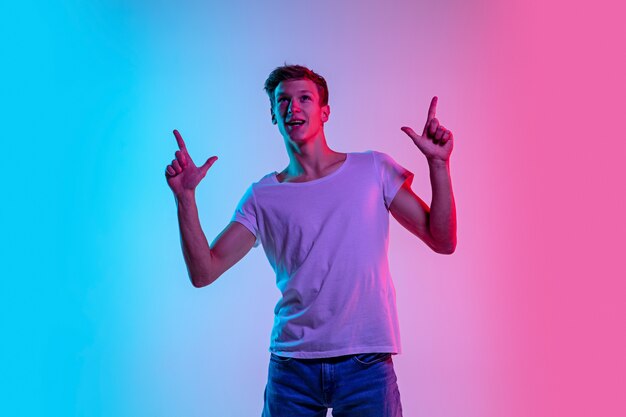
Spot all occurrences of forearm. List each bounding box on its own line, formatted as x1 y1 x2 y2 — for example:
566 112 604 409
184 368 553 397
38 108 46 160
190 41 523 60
428 159 457 253
176 192 214 287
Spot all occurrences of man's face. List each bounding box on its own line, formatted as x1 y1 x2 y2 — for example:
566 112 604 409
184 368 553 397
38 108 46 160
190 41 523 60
272 78 330 142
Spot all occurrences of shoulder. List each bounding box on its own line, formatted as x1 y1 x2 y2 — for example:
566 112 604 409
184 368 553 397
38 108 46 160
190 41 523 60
353 149 392 160
243 171 279 191
354 150 395 171
236 172 273 201
347 149 379 162
343 150 393 173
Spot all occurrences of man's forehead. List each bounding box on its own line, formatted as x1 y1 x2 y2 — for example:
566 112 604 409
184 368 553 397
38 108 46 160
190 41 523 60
275 79 318 95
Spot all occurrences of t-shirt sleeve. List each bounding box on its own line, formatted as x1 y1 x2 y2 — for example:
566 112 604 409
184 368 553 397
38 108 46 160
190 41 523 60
230 185 261 248
372 151 415 210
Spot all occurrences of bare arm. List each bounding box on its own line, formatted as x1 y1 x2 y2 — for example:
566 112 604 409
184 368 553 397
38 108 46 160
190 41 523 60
397 96 457 254
389 162 456 254
176 192 255 287
165 129 255 287
427 159 456 253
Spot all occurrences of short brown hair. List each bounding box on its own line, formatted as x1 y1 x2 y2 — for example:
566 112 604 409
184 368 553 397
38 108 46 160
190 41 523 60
264 64 329 108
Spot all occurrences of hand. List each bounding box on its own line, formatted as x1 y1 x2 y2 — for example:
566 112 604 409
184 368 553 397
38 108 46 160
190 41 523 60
401 96 454 163
165 129 218 198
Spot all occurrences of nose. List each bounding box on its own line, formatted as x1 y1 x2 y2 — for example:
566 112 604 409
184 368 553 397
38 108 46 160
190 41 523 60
287 99 300 114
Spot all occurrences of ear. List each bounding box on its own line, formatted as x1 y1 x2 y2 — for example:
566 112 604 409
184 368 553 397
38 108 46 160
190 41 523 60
321 105 330 123
271 109 277 125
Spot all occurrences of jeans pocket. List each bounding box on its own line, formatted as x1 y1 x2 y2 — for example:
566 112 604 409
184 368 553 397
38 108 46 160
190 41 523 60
352 352 392 366
270 353 293 364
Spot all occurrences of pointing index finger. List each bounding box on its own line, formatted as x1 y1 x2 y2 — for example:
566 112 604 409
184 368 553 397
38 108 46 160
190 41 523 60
427 96 438 122
173 129 187 153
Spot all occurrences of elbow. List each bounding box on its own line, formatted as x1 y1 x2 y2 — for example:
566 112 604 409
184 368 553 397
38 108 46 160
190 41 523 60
189 260 221 288
190 278 206 289
190 274 212 288
191 280 205 289
437 246 456 255
188 258 216 288
431 239 456 255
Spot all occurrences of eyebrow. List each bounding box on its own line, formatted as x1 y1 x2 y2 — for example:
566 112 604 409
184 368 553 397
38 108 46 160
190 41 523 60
276 89 315 97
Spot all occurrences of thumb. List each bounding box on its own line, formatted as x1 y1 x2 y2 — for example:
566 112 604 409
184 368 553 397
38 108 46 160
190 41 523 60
401 126 421 143
200 156 218 175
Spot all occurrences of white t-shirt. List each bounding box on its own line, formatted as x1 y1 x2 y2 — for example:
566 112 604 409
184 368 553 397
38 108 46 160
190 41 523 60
231 150 414 359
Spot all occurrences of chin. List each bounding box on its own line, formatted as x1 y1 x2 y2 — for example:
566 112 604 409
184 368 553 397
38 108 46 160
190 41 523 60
288 132 311 142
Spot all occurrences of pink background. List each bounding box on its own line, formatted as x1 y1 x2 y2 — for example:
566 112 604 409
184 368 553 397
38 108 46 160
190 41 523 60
2 0 624 416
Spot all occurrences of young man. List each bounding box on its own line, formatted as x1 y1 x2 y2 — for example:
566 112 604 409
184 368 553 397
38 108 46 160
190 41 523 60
165 65 456 417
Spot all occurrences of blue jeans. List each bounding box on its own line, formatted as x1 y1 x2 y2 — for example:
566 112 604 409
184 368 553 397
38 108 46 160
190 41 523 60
262 352 403 417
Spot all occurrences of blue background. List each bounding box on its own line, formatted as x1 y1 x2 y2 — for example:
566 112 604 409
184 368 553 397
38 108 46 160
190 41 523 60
2 1 624 416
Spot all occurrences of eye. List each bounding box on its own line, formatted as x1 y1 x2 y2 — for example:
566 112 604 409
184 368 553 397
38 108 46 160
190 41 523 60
301 95 311 101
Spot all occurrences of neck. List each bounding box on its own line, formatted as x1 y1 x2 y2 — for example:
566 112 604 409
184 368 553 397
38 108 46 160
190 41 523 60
282 130 340 177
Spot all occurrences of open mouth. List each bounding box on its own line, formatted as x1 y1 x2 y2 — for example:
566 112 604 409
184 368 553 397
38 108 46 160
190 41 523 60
286 120 306 126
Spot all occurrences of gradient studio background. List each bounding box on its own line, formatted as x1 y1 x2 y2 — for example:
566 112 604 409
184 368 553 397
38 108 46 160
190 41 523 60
1 0 624 416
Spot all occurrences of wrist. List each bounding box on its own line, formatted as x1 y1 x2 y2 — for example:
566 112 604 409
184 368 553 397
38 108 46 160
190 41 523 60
175 190 196 205
427 157 449 167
